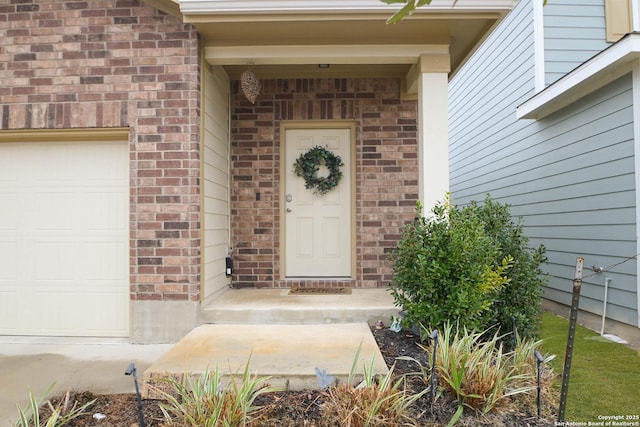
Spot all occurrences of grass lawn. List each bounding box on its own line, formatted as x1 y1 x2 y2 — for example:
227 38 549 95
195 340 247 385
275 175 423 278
540 312 640 423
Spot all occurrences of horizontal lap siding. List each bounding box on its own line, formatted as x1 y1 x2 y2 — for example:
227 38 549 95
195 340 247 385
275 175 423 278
521 77 636 326
544 0 611 86
450 0 637 327
203 65 231 299
450 0 535 195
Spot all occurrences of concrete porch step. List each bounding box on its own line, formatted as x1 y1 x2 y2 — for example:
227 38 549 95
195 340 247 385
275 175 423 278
199 287 400 325
143 323 388 398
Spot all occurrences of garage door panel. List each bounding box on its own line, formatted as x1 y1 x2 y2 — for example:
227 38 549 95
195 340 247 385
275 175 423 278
0 241 18 279
0 193 18 229
34 192 76 230
0 289 20 333
76 291 129 334
0 140 129 337
83 242 127 280
85 156 129 181
35 241 78 280
29 286 128 335
86 192 128 230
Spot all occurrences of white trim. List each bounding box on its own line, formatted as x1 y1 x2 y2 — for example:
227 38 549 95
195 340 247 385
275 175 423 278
633 0 640 32
205 44 449 66
517 33 640 120
180 0 517 14
533 0 545 93
634 59 640 328
418 72 449 213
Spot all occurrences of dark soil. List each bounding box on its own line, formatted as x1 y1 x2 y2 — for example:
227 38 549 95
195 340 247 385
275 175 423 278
44 327 556 426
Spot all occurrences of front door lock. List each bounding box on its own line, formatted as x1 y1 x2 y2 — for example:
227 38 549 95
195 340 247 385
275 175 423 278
286 193 293 203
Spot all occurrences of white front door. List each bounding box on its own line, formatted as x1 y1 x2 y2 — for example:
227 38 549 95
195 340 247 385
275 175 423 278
285 128 352 277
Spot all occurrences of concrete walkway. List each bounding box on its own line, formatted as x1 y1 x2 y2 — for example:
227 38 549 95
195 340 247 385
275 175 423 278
143 323 388 398
200 287 399 324
0 341 171 426
0 288 399 425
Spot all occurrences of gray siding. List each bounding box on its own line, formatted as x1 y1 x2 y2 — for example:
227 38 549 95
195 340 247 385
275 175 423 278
519 77 636 326
449 0 535 195
544 0 611 86
449 0 637 327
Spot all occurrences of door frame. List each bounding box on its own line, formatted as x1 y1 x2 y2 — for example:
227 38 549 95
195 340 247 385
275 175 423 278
279 120 357 280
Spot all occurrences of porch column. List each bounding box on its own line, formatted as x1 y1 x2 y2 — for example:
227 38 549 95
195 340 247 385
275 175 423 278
408 53 450 214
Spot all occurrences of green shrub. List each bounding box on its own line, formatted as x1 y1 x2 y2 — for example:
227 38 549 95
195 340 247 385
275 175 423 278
389 195 546 341
473 197 547 342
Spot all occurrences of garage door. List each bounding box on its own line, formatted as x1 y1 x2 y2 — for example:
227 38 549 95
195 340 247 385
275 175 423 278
0 140 129 337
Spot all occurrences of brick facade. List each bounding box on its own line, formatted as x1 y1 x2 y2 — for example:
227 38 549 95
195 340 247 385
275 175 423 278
231 78 419 288
0 0 202 302
0 2 419 300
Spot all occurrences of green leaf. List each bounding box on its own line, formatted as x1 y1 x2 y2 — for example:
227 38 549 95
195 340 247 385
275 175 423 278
447 404 464 427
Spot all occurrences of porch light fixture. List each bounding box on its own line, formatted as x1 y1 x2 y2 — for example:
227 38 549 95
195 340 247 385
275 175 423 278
240 63 260 104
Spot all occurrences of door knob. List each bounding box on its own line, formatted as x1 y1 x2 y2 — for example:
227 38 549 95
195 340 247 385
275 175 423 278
286 208 292 213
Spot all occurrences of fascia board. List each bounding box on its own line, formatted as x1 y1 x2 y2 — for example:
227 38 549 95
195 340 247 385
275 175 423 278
179 0 516 15
142 0 182 18
205 44 449 66
517 33 640 120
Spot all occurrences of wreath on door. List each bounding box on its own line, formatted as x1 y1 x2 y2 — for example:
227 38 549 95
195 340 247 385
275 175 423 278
293 145 344 195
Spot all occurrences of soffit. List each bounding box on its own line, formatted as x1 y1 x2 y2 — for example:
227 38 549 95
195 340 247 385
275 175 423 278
198 17 497 78
146 0 515 78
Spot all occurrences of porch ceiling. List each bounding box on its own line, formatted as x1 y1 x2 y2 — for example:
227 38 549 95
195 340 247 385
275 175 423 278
144 0 515 78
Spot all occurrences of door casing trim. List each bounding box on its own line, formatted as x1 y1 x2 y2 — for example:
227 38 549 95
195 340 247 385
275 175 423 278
279 120 357 280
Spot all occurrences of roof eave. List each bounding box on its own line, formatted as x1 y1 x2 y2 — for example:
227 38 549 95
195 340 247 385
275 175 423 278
517 33 640 120
141 0 182 19
178 0 517 15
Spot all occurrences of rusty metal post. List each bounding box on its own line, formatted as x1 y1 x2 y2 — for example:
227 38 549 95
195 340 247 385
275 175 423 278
535 350 544 419
428 329 439 414
557 257 584 423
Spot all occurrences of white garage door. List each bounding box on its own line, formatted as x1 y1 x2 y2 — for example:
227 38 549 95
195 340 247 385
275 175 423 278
0 140 129 337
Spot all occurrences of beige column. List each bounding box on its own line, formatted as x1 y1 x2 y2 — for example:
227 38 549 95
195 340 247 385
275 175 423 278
407 53 451 214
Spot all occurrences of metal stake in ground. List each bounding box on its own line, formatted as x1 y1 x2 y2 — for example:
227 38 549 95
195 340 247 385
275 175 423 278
557 257 584 423
534 350 544 419
428 329 439 414
125 362 147 427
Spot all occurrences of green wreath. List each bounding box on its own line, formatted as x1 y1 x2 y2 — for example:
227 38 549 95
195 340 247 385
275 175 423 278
293 145 344 195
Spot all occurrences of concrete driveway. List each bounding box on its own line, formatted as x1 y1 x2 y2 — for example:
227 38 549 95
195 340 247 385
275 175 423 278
0 340 171 426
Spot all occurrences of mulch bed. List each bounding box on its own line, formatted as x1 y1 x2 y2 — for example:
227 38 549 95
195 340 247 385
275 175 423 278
40 327 555 426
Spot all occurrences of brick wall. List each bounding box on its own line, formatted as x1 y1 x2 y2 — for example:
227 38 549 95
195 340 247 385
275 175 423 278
231 78 419 288
0 0 202 302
